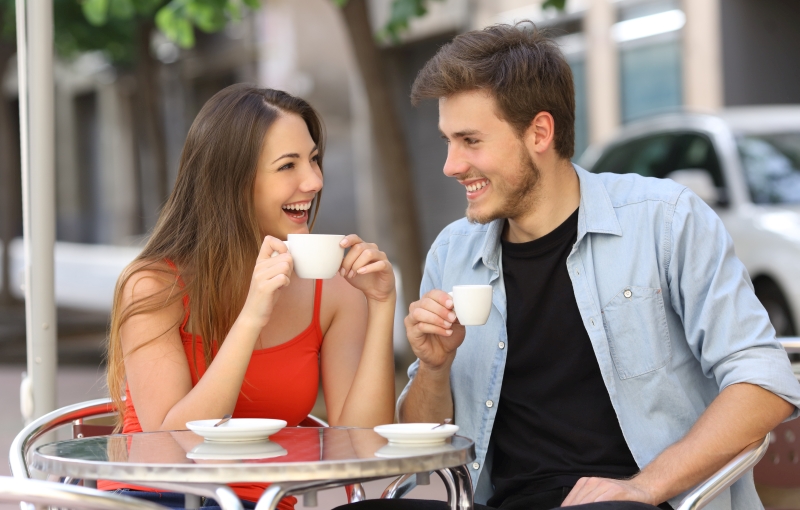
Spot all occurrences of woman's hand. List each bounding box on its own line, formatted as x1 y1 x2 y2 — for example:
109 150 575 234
240 236 294 329
338 235 395 303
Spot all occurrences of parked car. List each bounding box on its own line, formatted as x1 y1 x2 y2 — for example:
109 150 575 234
579 106 800 337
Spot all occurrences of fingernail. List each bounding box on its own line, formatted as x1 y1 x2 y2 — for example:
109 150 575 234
445 330 453 336
340 268 345 277
340 240 347 247
448 313 456 321
444 321 452 327
446 300 453 308
357 267 366 274
348 270 355 278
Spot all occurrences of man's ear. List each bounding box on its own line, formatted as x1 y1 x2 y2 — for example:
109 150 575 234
523 111 556 156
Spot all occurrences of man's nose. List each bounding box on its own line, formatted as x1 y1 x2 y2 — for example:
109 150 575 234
443 148 469 178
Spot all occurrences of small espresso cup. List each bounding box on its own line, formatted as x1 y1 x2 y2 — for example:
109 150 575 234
448 285 493 326
271 234 345 279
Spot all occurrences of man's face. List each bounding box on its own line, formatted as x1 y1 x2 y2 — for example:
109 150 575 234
439 90 539 224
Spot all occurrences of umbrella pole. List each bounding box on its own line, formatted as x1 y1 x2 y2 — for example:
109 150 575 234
16 0 57 424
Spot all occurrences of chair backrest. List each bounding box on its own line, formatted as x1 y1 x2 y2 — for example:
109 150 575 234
0 476 165 510
10 397 118 478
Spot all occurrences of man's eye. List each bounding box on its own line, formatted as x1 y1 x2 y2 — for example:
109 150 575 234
465 138 479 145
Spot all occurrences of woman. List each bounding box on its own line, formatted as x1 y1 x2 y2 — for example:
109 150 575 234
98 85 396 508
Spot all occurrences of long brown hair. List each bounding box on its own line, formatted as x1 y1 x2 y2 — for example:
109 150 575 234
106 85 325 423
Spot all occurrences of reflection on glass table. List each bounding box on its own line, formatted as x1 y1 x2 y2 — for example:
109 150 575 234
32 427 476 510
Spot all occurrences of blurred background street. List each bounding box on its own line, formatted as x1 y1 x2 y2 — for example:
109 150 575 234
2 0 800 507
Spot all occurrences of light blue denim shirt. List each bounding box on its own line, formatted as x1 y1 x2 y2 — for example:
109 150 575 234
398 165 800 510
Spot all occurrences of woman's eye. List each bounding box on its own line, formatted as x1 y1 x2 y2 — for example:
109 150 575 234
311 154 320 163
278 162 294 171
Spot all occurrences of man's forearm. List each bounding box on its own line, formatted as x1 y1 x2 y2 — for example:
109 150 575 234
631 383 794 503
399 362 455 423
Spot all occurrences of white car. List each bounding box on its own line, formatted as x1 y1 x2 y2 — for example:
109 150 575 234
579 106 800 337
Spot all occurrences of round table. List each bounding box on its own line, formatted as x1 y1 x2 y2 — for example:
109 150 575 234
32 427 476 510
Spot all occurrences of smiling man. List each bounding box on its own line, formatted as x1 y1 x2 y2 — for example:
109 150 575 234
389 23 800 510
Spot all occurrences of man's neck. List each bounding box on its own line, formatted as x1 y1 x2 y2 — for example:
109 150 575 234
504 159 581 244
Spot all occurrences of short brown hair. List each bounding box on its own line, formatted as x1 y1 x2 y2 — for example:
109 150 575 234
411 22 575 159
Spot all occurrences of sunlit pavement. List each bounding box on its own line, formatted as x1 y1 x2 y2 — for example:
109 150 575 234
0 365 445 509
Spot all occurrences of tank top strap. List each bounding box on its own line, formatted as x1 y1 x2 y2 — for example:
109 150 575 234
312 279 323 331
163 258 191 330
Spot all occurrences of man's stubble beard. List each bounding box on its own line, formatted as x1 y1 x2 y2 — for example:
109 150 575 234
466 146 541 225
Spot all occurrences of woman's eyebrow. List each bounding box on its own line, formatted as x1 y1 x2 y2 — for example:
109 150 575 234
271 153 299 163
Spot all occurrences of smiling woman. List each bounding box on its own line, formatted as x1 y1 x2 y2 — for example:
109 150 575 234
99 85 397 510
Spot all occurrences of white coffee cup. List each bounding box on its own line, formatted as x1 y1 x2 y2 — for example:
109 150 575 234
271 234 345 279
448 285 493 326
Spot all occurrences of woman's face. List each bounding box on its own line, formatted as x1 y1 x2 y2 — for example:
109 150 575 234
253 113 323 240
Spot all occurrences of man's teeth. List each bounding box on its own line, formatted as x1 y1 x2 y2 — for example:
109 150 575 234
466 181 488 192
282 203 311 211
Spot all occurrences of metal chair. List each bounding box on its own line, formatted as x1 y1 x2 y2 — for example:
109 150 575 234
379 435 769 510
10 397 364 509
0 475 167 510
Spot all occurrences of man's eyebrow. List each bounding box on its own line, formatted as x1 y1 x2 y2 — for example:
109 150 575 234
440 129 483 139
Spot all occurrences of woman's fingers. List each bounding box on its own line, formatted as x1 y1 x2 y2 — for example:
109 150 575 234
259 236 288 260
354 260 387 275
339 234 363 248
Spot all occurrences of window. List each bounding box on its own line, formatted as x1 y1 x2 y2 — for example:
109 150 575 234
738 133 800 205
591 131 725 192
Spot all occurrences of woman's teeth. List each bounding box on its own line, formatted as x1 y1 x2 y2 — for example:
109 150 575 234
282 202 311 212
466 181 488 192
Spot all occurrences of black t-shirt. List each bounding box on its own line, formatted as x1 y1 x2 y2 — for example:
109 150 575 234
488 208 639 506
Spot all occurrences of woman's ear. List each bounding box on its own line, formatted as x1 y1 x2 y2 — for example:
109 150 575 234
524 111 556 156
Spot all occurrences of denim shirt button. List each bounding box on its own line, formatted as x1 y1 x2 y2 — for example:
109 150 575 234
472 462 480 470
486 400 494 408
498 341 505 349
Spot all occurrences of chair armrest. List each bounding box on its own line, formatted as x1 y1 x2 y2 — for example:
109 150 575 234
674 434 770 510
0 477 166 510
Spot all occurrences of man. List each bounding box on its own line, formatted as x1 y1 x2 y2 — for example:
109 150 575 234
397 23 800 510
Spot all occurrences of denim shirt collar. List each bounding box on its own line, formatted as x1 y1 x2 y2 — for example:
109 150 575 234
472 164 622 272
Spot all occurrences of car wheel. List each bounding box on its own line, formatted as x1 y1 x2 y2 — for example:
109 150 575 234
754 279 797 337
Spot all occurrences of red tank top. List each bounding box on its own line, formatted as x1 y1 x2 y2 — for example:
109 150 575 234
99 279 326 508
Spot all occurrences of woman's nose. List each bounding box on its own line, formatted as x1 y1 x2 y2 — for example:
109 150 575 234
300 164 323 193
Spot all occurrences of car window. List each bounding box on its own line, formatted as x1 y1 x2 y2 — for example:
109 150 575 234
592 132 725 185
591 134 674 177
738 133 800 204
670 133 726 187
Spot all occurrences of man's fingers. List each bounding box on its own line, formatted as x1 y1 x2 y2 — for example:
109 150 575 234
411 296 456 323
412 306 453 329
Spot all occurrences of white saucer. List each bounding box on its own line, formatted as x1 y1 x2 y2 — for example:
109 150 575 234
186 418 287 443
373 423 459 445
374 442 456 458
187 440 288 460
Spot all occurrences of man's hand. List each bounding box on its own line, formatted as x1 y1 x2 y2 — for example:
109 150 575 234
404 289 467 370
561 477 656 507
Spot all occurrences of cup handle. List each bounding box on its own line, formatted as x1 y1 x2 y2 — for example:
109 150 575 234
271 240 291 258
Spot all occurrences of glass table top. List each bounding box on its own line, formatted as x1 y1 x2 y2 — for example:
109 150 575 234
33 427 475 483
